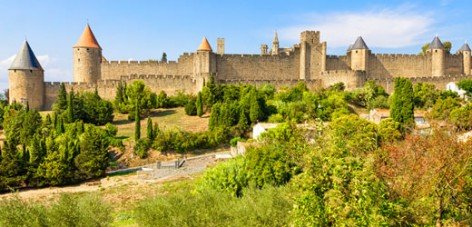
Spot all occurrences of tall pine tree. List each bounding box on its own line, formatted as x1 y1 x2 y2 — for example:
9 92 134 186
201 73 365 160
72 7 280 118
135 100 141 140
146 117 154 140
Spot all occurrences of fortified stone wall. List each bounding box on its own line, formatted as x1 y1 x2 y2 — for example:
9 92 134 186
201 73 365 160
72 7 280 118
445 54 463 75
326 55 350 71
101 53 195 80
215 53 300 81
120 74 196 95
371 74 472 93
320 70 366 90
367 54 432 79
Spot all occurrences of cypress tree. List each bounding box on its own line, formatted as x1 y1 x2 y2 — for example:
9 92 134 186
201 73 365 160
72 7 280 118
57 83 68 111
196 92 203 117
390 78 415 130
45 114 52 126
238 108 249 131
135 100 141 140
146 117 154 140
153 123 160 137
67 89 75 122
209 103 220 130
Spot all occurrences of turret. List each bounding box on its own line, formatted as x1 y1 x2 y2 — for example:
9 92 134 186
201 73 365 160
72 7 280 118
73 24 102 83
350 36 369 71
271 31 279 55
458 42 471 75
260 44 268 55
299 31 322 80
430 36 445 77
217 38 225 55
8 41 44 110
194 37 215 92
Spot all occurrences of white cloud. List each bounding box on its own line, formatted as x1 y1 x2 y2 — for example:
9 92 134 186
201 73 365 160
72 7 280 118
279 7 434 49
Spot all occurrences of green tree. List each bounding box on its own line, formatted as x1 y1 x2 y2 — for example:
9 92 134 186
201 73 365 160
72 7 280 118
196 92 203 117
74 126 110 179
54 83 67 112
421 41 452 55
457 79 472 97
413 83 439 109
390 78 415 130
146 117 154 140
135 101 141 141
161 52 167 63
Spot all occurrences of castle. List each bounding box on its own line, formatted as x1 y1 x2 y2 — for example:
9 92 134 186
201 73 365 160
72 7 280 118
8 24 472 110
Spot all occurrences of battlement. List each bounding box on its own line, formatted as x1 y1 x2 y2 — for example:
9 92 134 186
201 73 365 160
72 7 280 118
300 31 321 44
373 53 425 58
119 74 194 81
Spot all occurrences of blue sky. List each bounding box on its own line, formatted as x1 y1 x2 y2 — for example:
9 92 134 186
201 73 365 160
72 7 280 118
0 0 471 89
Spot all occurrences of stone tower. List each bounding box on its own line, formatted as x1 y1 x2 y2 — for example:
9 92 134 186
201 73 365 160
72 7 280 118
430 36 445 77
350 36 369 71
217 38 225 55
459 42 471 75
8 41 44 110
194 37 215 92
299 31 324 80
73 24 102 83
260 44 268 55
271 31 279 55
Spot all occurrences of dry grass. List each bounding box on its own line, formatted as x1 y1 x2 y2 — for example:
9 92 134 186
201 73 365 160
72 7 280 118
113 107 209 138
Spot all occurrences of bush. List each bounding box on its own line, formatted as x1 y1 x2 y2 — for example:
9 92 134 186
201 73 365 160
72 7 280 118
134 138 151 158
0 194 112 227
184 98 197 116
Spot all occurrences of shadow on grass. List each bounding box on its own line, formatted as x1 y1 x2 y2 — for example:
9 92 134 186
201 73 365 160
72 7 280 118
150 109 177 117
113 119 132 126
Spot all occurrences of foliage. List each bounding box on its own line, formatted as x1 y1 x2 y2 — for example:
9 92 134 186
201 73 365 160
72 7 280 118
378 132 472 226
429 97 461 120
152 127 227 154
196 91 203 117
184 97 197 116
347 80 389 109
0 194 112 227
134 138 150 158
457 79 472 97
377 118 403 143
134 103 141 141
413 82 440 109
449 103 472 130
421 41 452 54
135 185 292 227
390 77 415 130
328 114 379 154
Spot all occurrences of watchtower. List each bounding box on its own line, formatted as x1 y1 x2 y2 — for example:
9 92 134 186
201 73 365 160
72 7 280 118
430 36 445 77
8 41 44 110
350 36 369 71
73 24 102 83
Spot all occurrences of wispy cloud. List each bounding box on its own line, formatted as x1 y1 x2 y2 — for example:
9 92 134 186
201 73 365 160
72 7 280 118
279 6 434 49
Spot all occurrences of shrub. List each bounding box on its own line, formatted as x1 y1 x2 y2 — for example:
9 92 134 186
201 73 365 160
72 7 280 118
184 97 197 116
134 138 151 158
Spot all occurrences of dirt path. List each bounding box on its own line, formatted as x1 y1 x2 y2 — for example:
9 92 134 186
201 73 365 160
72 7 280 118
0 152 230 201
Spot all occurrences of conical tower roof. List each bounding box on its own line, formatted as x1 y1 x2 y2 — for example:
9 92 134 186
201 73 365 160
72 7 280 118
74 24 101 49
351 36 369 50
459 43 471 52
197 37 212 51
430 36 444 49
273 31 279 43
9 41 43 71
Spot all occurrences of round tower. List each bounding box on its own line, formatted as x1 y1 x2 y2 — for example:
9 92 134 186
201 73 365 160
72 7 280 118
430 36 445 77
73 24 102 83
8 41 44 110
459 42 471 75
350 36 369 71
195 37 214 92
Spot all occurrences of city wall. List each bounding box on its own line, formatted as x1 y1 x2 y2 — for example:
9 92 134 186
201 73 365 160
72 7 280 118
218 78 321 90
215 53 300 81
320 70 366 90
100 53 195 80
367 54 432 79
326 55 350 71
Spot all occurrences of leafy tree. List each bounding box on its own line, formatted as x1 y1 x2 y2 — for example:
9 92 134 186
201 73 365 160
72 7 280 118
421 41 452 55
328 114 379 154
429 97 460 120
378 118 403 143
449 103 472 130
390 78 415 130
413 83 439 109
184 98 197 116
378 132 472 226
457 79 472 97
196 92 203 117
